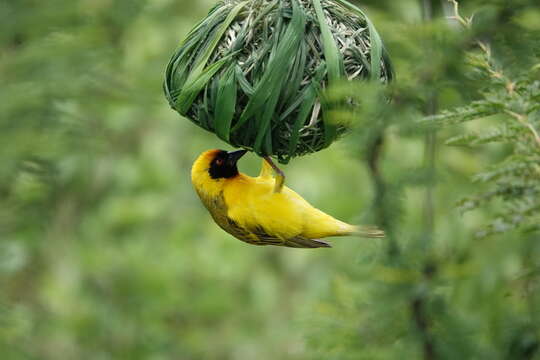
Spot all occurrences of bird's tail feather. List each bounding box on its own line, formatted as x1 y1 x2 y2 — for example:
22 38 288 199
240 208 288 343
333 221 385 238
352 225 385 238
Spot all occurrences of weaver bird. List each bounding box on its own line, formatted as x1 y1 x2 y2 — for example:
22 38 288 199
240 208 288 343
191 149 384 248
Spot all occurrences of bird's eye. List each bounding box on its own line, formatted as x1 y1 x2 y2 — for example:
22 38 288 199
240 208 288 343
215 159 224 166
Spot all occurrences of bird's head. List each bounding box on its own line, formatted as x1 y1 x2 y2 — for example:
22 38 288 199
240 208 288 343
191 149 247 194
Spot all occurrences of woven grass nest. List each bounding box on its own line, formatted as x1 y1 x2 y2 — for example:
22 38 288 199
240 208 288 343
164 0 393 163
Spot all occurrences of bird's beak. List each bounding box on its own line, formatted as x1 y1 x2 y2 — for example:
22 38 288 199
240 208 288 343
226 149 247 166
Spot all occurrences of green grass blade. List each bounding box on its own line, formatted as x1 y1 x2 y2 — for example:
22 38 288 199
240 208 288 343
175 1 248 112
188 1 248 82
214 66 237 142
312 0 343 146
175 54 233 114
232 0 306 141
253 85 282 153
235 65 254 96
164 6 229 104
312 0 344 83
334 0 394 80
287 86 318 160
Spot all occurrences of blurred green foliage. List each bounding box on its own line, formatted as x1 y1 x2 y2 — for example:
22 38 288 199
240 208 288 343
1 0 539 359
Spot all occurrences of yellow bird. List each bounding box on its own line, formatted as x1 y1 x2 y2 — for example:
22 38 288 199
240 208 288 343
191 149 384 248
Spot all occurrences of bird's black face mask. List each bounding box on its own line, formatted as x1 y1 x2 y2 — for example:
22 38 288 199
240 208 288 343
209 149 247 179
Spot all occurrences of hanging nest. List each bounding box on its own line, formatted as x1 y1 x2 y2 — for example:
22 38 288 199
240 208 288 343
164 0 393 163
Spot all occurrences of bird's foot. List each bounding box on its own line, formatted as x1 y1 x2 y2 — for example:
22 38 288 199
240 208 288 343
263 156 285 193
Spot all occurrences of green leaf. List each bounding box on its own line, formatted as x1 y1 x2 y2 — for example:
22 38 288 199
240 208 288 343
232 0 307 155
187 1 248 84
214 66 237 142
163 5 230 104
174 1 248 113
175 53 236 114
334 0 394 81
312 0 345 146
287 86 318 161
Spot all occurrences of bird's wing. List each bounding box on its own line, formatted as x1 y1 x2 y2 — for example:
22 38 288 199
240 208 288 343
225 185 332 248
224 179 306 242
282 237 332 248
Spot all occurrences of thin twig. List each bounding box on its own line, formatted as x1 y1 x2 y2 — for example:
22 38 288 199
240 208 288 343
447 0 473 28
449 1 540 149
504 110 540 147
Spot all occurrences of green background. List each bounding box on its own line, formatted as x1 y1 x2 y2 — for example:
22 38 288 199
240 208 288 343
1 0 539 359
